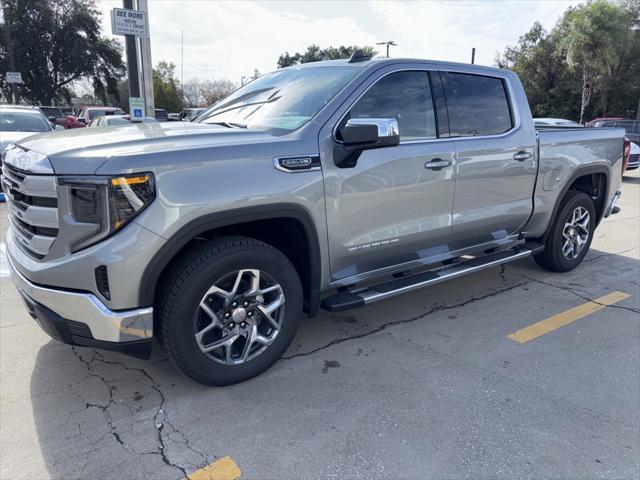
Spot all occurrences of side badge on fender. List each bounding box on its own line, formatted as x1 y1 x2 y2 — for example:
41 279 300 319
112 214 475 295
274 155 321 173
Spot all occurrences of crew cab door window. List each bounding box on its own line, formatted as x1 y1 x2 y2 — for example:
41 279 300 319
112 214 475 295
349 71 437 141
441 72 513 136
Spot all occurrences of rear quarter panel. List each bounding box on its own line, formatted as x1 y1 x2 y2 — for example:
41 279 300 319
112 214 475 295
526 127 625 237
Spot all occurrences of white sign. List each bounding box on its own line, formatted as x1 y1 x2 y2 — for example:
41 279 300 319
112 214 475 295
129 97 145 122
6 72 22 84
111 8 148 37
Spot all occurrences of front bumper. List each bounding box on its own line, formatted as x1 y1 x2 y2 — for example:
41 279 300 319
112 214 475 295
8 254 153 358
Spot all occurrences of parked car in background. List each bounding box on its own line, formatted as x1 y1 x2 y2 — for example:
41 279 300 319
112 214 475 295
168 113 180 120
627 140 639 171
76 106 125 124
0 105 61 152
37 106 86 129
586 117 625 127
534 118 582 127
592 119 639 145
179 108 206 121
88 115 158 127
154 109 169 122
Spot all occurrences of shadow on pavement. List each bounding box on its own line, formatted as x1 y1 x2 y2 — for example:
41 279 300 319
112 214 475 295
28 247 639 479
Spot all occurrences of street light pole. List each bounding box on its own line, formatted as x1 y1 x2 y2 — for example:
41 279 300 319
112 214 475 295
123 0 140 99
376 41 397 58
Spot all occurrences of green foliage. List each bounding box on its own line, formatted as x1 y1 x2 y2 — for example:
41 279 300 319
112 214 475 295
153 60 182 112
277 45 377 68
0 0 125 105
498 0 640 120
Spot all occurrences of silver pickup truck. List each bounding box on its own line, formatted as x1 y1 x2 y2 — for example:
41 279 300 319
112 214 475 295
2 55 624 385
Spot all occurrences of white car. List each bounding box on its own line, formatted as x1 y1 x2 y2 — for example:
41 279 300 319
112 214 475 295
534 118 582 127
0 106 62 152
628 141 639 171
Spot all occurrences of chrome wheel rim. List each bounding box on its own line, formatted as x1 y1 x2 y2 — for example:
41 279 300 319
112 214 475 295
195 269 285 365
562 206 590 260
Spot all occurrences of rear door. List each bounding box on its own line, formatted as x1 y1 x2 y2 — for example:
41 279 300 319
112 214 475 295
441 69 537 249
319 66 457 285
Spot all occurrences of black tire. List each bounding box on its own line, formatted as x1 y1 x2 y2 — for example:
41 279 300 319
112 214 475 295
534 190 596 272
158 236 303 386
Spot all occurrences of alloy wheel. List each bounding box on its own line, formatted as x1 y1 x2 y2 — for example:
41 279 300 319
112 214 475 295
195 269 285 365
562 206 590 260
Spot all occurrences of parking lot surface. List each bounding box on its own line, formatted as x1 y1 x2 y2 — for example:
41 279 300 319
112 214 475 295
1 172 638 480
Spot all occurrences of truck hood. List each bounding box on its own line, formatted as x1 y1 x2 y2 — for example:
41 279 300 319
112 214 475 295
14 122 284 174
1 131 43 154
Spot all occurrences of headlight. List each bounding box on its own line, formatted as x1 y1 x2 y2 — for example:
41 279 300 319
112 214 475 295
59 173 155 252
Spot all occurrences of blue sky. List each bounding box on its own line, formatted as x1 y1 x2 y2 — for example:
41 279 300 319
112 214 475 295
97 0 579 84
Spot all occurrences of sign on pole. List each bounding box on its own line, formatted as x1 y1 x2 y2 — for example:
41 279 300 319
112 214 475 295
6 72 22 84
111 8 149 37
129 97 145 122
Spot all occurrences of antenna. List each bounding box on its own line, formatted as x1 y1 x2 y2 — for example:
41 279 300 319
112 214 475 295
348 50 373 63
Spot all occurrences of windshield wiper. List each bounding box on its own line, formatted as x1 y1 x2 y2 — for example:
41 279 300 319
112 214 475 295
209 121 247 129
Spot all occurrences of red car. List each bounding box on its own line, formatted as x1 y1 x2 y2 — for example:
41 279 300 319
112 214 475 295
37 106 86 129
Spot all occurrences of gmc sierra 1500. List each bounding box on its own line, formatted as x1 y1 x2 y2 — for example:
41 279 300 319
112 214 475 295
2 55 624 385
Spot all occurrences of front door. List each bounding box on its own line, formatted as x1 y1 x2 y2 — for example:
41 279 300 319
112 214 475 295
319 69 457 285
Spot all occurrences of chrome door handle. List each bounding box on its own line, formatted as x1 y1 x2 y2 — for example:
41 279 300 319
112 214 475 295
513 151 532 162
424 158 452 170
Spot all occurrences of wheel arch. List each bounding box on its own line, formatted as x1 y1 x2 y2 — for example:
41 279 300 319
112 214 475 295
139 204 322 317
541 165 609 242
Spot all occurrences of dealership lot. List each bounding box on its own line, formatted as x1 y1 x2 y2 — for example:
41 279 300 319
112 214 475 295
1 172 638 480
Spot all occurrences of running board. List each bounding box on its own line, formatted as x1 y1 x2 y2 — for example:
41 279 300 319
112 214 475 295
321 246 537 312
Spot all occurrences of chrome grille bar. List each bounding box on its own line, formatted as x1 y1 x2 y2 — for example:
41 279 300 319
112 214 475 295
2 161 59 260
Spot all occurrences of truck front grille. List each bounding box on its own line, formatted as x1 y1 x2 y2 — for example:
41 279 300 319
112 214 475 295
2 162 58 260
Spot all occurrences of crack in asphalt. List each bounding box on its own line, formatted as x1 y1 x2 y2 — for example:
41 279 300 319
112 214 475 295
71 348 211 479
513 274 640 314
282 281 529 360
584 246 638 263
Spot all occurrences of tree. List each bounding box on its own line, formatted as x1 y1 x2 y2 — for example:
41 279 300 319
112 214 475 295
199 78 237 106
560 0 634 122
182 78 202 107
497 0 639 121
0 0 125 105
153 61 182 112
277 44 377 68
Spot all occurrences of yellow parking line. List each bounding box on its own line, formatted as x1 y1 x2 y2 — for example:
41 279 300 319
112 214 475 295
507 291 631 344
186 456 241 480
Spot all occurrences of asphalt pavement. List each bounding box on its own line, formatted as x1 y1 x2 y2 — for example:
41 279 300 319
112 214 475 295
1 171 638 480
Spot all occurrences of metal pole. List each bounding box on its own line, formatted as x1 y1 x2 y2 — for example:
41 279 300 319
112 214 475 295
386 44 390 58
471 48 475 64
137 0 154 116
181 29 184 101
123 0 140 99
2 2 19 104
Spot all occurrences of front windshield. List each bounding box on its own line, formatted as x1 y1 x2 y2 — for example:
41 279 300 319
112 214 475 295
197 66 360 132
0 112 51 132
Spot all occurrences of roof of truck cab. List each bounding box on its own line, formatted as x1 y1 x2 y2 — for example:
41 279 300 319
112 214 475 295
285 57 510 76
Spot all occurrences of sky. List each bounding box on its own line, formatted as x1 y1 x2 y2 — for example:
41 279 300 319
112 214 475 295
97 0 580 85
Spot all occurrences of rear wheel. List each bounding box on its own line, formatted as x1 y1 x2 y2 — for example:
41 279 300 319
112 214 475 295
158 237 303 386
534 190 596 272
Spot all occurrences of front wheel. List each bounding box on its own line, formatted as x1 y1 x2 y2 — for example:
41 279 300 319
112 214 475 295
534 190 596 272
158 237 303 386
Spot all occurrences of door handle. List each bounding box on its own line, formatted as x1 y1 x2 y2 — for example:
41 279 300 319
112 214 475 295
424 158 452 170
513 151 532 162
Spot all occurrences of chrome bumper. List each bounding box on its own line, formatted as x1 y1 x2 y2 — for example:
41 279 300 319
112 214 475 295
7 254 153 342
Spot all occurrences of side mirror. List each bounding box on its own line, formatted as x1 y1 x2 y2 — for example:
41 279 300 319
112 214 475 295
78 118 86 124
341 118 400 151
334 118 400 168
48 117 58 124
